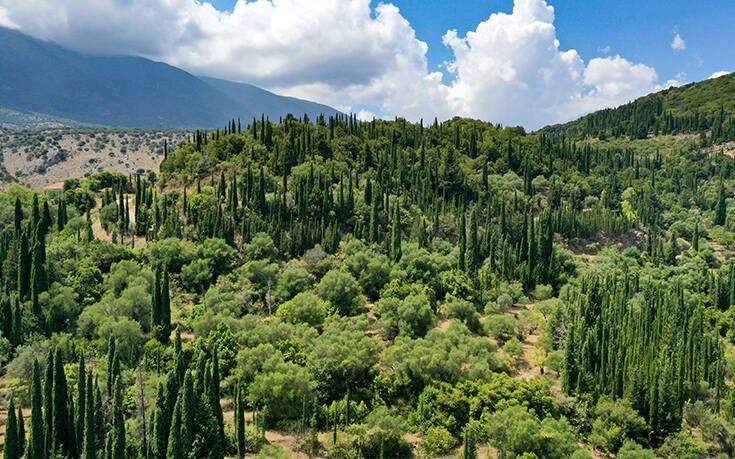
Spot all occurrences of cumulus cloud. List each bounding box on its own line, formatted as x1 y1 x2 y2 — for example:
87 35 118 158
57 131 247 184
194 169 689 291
710 71 731 79
441 0 659 127
0 0 666 129
671 33 686 50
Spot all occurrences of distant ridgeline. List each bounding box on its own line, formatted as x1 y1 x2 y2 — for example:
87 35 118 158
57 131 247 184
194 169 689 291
542 72 735 142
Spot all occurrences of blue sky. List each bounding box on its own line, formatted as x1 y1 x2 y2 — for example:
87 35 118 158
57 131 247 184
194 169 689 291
2 0 732 128
207 0 735 86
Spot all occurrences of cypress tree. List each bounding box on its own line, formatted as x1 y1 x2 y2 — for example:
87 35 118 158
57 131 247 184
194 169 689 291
391 203 402 262
458 210 466 271
43 349 54 455
716 180 727 226
112 379 126 459
82 371 96 459
462 426 477 459
369 196 379 243
1 298 11 346
210 351 225 456
76 355 87 453
180 372 195 455
151 268 161 336
467 208 479 273
235 382 245 459
153 383 167 459
52 348 75 457
14 197 22 234
159 268 171 342
693 221 700 252
166 398 182 459
4 397 19 459
17 402 25 457
18 231 30 299
29 360 44 459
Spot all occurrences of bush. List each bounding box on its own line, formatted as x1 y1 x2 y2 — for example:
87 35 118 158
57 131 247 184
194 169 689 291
419 426 456 457
244 232 277 260
277 292 326 327
275 268 311 301
588 397 648 453
181 259 213 294
317 269 364 316
618 441 657 459
531 284 553 300
335 406 412 459
503 337 524 363
445 295 482 333
497 293 513 312
375 293 436 339
486 406 578 459
485 314 517 343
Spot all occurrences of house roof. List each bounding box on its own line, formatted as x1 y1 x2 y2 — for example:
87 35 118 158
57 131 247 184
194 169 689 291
43 182 65 191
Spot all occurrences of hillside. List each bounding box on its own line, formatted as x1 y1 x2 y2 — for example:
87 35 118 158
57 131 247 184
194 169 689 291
2 106 735 458
0 27 339 129
542 72 735 140
0 127 184 189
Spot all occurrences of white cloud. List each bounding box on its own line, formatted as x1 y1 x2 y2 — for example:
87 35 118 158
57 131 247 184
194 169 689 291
0 0 667 129
671 33 686 50
0 5 17 28
440 0 659 127
597 45 612 54
710 71 731 79
356 110 376 121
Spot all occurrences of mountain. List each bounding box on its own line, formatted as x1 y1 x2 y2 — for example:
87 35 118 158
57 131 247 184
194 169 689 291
0 27 339 129
541 72 735 139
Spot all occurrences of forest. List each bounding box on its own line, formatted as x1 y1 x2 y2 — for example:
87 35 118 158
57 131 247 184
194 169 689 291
2 92 735 458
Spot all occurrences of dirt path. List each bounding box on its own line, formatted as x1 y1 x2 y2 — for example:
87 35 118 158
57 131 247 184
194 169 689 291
91 194 147 248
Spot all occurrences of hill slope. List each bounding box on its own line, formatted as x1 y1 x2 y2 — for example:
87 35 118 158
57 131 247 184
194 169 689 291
0 27 339 129
541 72 735 140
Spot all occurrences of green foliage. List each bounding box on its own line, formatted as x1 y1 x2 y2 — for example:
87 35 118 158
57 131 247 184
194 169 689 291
316 269 364 316
485 406 579 459
277 292 326 326
418 426 456 457
374 292 435 339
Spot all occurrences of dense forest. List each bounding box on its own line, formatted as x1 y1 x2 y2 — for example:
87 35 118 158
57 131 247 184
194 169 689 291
3 85 735 458
543 72 735 142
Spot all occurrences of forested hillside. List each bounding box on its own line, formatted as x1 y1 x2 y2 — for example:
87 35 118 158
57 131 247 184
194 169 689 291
2 105 735 458
543 72 735 141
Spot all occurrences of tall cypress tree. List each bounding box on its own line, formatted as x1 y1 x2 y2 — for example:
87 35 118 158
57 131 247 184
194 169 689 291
369 196 379 243
29 360 44 459
82 371 96 459
166 398 182 459
467 208 479 273
180 372 195 455
235 382 245 459
211 351 224 452
458 210 466 271
52 349 75 457
76 355 86 453
151 268 161 336
43 349 54 455
391 203 402 262
17 231 30 299
17 402 25 457
112 379 126 459
4 397 19 459
160 269 171 342
716 180 727 226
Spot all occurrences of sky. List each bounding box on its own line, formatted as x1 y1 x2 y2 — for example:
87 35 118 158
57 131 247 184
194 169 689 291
0 0 732 129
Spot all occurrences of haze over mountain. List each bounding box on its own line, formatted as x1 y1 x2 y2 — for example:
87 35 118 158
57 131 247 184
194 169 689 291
0 27 339 129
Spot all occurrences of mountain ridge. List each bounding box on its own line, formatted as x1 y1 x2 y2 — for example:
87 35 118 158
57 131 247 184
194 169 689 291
0 27 340 129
